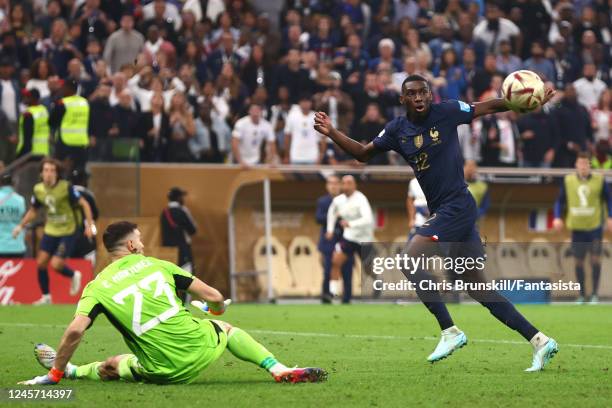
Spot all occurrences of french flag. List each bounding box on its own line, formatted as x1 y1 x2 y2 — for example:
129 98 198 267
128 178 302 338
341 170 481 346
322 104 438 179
528 209 554 232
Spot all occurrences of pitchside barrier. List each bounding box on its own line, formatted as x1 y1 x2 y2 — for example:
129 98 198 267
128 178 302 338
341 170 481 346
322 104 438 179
0 259 93 305
87 164 612 302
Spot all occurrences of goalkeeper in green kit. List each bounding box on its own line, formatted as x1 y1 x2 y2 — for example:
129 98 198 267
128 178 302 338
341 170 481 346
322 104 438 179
19 221 327 385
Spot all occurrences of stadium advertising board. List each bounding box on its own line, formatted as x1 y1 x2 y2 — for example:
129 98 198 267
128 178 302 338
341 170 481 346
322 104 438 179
0 259 93 305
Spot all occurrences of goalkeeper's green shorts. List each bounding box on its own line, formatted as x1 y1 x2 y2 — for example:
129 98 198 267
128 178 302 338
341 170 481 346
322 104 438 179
118 320 228 384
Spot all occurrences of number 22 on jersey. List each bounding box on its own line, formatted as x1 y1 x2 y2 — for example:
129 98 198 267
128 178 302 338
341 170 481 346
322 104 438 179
112 271 179 336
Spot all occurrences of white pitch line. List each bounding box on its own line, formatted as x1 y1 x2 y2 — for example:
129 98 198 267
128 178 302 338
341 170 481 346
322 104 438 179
2 322 611 350
247 329 612 350
0 322 68 328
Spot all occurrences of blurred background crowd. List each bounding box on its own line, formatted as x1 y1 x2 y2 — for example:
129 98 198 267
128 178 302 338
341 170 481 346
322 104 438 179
0 0 610 170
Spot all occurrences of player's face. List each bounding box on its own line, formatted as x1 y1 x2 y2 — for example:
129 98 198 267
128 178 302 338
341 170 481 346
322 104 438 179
401 81 432 119
576 158 591 178
125 229 145 255
326 177 340 196
41 163 58 186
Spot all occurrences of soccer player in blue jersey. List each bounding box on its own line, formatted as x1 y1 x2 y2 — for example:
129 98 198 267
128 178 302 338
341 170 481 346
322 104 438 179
314 74 559 372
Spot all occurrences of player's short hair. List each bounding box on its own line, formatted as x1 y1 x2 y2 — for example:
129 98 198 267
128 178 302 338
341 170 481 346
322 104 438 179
401 74 430 93
39 157 62 174
576 151 591 160
103 221 138 253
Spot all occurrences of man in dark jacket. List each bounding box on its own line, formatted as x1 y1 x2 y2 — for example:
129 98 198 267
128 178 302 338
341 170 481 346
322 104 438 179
71 169 99 266
49 79 90 173
316 175 354 303
0 54 19 165
160 187 197 273
517 106 559 167
88 83 113 161
552 84 593 168
274 49 314 104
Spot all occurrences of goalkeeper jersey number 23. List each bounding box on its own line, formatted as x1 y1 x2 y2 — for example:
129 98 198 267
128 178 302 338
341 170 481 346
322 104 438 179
76 254 221 383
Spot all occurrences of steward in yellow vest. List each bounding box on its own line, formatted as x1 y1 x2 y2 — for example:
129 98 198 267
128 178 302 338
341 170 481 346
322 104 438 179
552 152 612 304
17 88 49 157
49 79 90 171
464 160 490 219
591 141 612 170
591 156 612 169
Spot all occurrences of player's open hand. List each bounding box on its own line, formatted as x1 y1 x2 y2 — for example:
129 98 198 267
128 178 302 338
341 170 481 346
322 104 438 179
552 218 564 232
542 87 556 105
314 112 332 136
18 374 58 385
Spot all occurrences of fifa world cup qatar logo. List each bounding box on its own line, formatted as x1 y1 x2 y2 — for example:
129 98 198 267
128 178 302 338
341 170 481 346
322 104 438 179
0 259 23 305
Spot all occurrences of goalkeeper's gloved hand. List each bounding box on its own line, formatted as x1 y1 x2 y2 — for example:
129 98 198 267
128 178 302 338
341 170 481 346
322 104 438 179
18 368 63 385
191 299 232 316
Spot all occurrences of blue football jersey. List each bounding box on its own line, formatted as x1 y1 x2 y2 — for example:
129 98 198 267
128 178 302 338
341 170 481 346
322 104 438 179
373 100 474 212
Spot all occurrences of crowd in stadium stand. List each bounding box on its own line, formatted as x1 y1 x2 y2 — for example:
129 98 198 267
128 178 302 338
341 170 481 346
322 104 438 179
0 0 611 169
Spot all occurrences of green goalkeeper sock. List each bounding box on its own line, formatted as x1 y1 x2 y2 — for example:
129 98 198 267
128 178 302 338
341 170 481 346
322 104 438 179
74 362 102 380
227 327 288 374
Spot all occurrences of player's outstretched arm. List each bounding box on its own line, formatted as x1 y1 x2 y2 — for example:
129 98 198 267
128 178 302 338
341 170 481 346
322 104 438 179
473 87 556 118
54 315 90 371
314 111 378 163
19 315 91 385
473 98 510 118
187 277 226 314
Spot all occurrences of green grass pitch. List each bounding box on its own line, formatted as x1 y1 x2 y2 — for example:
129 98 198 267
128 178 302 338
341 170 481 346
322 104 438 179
1 304 611 408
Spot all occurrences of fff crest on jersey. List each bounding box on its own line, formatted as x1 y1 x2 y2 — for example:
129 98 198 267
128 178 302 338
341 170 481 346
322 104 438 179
430 128 440 144
414 134 423 148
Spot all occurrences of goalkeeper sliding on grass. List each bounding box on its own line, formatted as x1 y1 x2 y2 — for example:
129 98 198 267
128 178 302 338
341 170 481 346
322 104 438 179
19 221 327 385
